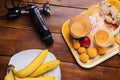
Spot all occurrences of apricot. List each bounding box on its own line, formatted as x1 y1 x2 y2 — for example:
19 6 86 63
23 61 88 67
87 47 97 58
78 47 86 54
97 46 107 55
73 40 81 49
79 53 89 63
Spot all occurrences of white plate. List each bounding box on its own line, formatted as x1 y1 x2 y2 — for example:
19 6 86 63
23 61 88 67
8 49 61 80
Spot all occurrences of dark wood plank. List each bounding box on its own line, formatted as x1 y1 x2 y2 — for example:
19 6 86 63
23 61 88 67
0 27 120 68
0 26 73 60
0 56 10 80
60 62 120 80
0 56 120 80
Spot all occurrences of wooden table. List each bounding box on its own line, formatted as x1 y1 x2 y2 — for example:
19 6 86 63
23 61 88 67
0 0 120 80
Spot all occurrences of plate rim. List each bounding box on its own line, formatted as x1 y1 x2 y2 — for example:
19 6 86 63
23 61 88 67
8 49 61 80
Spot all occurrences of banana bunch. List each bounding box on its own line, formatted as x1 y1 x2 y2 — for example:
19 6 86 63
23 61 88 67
4 49 60 80
13 49 49 78
4 66 15 80
15 76 55 80
4 66 55 80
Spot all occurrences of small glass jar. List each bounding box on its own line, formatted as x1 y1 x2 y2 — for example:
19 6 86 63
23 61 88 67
94 28 115 47
69 14 92 39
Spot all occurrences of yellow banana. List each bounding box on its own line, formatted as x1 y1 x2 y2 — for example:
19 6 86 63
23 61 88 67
5 65 54 80
29 60 60 77
15 75 55 80
4 66 15 80
13 49 48 78
4 70 14 80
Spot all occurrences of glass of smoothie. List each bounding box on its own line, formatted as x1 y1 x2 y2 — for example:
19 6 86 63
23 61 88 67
69 14 92 39
94 29 115 47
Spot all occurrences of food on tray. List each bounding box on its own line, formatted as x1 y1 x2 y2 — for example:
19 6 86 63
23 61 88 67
100 1 120 26
80 36 91 48
79 53 89 63
105 23 118 31
87 47 97 58
69 14 92 39
97 46 107 55
94 29 115 47
73 40 81 49
84 6 106 39
69 0 120 63
85 6 104 18
61 0 120 65
5 49 60 79
78 47 86 54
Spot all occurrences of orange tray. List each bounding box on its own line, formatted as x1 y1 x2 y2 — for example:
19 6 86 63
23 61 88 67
61 20 119 68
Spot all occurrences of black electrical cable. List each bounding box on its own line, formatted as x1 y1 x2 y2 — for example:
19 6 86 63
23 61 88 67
11 0 16 7
4 0 9 10
11 0 22 8
0 0 22 19
5 0 22 9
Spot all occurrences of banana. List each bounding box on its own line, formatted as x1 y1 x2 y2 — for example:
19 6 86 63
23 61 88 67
4 70 14 80
5 65 54 80
13 49 48 78
29 60 60 77
4 66 15 80
15 75 55 80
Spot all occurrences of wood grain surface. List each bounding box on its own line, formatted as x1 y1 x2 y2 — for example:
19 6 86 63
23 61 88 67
0 0 120 80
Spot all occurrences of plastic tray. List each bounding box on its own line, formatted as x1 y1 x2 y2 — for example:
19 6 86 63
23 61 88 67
61 20 119 68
